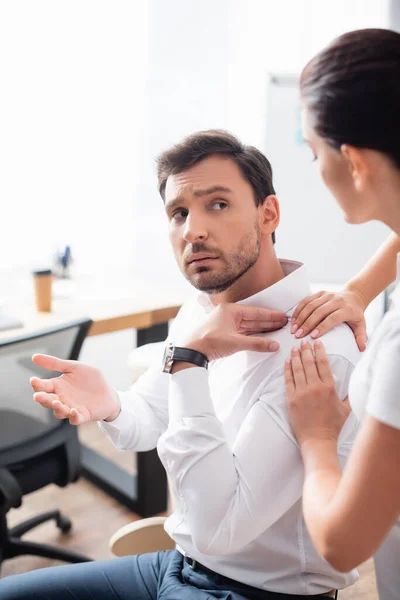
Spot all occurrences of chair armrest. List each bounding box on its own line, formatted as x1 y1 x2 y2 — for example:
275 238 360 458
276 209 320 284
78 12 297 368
109 516 175 557
0 468 22 511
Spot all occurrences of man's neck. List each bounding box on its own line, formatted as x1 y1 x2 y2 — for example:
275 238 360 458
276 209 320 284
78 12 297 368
209 249 286 305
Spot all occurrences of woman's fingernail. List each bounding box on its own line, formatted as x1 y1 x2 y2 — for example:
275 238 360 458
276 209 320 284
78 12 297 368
295 328 304 338
291 346 299 353
291 323 298 334
314 340 321 347
269 342 280 351
301 340 308 347
310 329 319 338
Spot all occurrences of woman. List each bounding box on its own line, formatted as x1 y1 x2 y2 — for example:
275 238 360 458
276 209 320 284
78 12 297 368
283 28 400 600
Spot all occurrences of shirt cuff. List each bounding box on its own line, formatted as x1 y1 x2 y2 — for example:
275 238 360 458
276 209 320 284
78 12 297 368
169 367 214 421
98 391 133 434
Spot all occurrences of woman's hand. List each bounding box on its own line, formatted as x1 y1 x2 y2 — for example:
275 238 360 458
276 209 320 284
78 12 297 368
290 289 368 351
285 340 351 447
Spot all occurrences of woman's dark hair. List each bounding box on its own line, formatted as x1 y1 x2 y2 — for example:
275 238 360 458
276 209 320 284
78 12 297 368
157 129 276 243
300 28 400 168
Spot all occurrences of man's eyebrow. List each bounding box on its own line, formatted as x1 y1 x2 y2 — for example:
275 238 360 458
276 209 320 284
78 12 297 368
164 198 184 212
193 185 233 197
165 186 233 212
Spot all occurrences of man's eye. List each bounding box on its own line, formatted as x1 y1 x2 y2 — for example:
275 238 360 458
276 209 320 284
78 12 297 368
171 210 187 220
213 201 228 210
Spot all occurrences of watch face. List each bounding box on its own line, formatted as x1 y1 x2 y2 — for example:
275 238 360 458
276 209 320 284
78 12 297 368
162 343 174 373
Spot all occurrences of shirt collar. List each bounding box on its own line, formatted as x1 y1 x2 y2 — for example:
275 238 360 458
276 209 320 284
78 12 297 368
196 259 312 315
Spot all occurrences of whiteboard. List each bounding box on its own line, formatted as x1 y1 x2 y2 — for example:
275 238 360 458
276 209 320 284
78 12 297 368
264 74 389 284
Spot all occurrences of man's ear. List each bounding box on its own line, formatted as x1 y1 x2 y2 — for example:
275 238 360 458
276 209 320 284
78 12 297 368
259 194 280 235
340 145 369 192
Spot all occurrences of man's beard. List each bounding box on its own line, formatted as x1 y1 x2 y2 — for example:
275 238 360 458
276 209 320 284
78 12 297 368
181 226 261 294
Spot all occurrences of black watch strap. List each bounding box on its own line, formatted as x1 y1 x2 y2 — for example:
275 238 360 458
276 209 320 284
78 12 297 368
162 343 209 373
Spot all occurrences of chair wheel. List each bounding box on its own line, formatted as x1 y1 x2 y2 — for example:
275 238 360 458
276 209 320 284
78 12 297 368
56 514 72 534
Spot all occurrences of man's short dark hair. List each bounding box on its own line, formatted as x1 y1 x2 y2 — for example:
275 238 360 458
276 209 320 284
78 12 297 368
157 130 276 244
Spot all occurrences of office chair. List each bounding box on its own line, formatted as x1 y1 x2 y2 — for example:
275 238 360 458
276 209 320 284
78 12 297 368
0 318 93 569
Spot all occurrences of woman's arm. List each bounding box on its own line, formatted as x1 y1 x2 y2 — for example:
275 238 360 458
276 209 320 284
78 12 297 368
291 232 400 350
285 341 400 571
345 231 400 308
300 415 400 572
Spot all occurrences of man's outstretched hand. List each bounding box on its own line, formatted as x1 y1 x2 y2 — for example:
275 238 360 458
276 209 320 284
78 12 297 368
31 354 121 425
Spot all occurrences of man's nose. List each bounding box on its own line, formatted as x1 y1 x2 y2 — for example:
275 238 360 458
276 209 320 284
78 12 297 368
183 213 208 243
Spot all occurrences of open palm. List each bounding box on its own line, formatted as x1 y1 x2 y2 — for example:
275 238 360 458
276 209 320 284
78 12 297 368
30 354 120 425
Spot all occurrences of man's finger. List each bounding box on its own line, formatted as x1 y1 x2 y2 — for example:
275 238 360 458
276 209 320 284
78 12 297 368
313 341 335 385
69 408 85 426
240 319 288 332
52 400 72 420
34 391 61 408
284 359 296 396
290 347 306 389
240 335 280 353
299 342 319 384
32 354 74 374
240 306 287 323
30 377 56 394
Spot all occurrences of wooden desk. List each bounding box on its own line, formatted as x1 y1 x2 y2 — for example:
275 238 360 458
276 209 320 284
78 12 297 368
0 278 185 340
0 276 188 516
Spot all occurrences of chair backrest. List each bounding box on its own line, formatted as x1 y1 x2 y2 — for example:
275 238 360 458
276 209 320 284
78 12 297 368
0 318 92 459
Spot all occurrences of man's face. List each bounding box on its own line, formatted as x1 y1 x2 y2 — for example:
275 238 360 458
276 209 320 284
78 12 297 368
164 155 261 294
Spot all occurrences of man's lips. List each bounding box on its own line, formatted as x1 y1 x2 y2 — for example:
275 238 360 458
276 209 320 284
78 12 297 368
186 253 219 265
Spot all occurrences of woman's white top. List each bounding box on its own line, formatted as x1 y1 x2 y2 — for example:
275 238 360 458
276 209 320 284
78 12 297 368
348 253 400 600
349 254 400 429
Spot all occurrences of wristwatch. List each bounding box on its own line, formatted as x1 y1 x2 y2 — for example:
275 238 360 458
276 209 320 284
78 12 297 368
162 342 209 374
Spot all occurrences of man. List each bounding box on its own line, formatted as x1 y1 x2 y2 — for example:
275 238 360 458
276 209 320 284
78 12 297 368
0 131 361 599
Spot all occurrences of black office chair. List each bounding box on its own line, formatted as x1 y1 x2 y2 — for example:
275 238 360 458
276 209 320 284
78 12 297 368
0 318 93 569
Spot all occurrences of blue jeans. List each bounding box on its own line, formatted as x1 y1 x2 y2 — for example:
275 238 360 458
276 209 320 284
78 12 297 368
0 550 334 599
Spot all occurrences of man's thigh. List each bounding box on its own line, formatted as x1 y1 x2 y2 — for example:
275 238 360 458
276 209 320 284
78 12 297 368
0 551 172 600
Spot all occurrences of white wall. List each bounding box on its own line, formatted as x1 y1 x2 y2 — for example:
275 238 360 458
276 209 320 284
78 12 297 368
389 0 400 32
0 1 148 275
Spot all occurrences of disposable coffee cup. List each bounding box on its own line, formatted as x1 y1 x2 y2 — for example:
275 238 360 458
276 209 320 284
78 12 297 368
33 269 53 312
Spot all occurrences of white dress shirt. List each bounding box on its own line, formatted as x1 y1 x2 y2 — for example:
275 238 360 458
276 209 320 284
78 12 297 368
101 260 361 595
348 254 400 600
